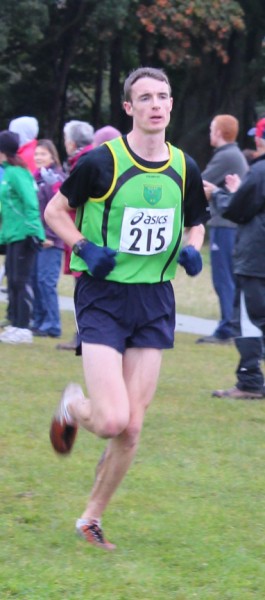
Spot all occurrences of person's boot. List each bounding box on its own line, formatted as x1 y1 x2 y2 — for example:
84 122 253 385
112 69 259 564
235 336 264 392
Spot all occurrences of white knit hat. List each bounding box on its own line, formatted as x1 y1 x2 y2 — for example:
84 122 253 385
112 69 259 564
9 116 39 146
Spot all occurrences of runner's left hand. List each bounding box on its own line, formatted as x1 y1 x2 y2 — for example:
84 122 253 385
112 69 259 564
177 245 202 276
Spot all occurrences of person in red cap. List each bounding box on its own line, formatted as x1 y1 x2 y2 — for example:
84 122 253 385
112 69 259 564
203 117 265 399
247 117 265 139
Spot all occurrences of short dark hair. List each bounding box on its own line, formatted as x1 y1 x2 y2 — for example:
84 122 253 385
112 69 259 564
123 67 171 102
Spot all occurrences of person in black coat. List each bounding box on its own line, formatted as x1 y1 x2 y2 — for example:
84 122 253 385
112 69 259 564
204 118 265 399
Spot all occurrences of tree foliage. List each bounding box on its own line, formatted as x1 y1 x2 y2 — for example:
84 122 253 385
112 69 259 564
0 0 48 113
0 0 264 165
137 0 245 66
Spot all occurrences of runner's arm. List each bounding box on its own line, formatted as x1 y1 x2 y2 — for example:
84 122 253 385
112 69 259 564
183 224 205 251
44 190 85 248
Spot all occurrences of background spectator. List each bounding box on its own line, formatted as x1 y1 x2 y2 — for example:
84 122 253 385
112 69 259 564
31 139 66 338
9 116 39 173
196 115 248 345
56 120 94 351
204 118 265 399
93 126 121 147
0 131 45 344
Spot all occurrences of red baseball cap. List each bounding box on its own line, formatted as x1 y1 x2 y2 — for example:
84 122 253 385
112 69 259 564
248 117 265 138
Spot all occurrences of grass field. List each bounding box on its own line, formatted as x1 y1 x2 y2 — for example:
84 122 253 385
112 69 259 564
1 250 265 599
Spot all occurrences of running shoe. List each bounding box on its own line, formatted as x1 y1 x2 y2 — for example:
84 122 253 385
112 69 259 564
0 327 33 344
49 383 83 454
76 518 116 551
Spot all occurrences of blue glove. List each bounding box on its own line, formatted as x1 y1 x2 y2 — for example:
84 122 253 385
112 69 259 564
78 240 116 279
177 245 203 276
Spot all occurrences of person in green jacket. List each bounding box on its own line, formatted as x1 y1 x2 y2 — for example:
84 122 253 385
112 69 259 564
0 131 45 344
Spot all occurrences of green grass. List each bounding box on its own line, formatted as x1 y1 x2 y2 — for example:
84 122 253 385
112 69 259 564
172 244 219 319
1 251 265 599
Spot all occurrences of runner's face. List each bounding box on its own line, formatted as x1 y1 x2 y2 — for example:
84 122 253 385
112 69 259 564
123 77 173 133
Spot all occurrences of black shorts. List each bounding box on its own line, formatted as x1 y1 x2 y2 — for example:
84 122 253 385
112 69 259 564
74 274 175 354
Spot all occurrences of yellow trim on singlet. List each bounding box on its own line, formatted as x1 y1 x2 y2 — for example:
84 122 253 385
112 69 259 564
179 147 186 197
89 139 119 203
89 136 180 203
118 137 173 172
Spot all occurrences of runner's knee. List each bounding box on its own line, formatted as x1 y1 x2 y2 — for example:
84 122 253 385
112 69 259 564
95 412 130 439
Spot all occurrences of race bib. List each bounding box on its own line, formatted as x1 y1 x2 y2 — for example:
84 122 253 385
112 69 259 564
119 207 175 255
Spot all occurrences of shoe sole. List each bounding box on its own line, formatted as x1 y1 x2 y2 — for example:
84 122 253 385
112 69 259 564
56 344 76 350
196 338 234 345
212 390 264 399
50 418 78 454
0 338 32 344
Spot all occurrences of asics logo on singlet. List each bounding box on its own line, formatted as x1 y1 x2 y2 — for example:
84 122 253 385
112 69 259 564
131 212 168 226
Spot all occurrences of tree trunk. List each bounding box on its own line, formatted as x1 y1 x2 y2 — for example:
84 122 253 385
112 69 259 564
169 27 264 169
45 0 93 140
92 42 105 128
109 34 123 129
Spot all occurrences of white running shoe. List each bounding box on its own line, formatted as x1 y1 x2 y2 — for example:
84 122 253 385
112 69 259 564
0 327 33 344
0 327 17 341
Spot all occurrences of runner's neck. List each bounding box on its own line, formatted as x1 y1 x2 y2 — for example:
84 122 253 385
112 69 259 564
127 132 169 162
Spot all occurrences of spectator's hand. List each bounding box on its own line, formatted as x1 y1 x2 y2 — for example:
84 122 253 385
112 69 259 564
42 239 54 248
177 245 203 276
225 174 241 193
40 167 63 185
203 180 218 201
78 240 116 279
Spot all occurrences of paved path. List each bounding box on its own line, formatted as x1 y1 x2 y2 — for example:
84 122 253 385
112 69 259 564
0 289 217 336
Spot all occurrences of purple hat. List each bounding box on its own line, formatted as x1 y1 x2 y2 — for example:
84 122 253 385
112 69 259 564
0 130 19 156
93 126 121 146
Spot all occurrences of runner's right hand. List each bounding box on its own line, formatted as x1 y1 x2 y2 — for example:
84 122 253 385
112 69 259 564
78 240 116 279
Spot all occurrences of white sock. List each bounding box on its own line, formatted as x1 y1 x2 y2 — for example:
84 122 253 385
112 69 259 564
76 517 101 528
62 400 74 425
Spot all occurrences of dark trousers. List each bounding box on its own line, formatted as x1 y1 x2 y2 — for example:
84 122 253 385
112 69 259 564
210 226 236 339
233 275 265 392
5 240 37 328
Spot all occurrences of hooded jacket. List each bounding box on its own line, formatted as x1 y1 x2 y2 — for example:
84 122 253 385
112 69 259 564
9 116 39 173
0 162 45 244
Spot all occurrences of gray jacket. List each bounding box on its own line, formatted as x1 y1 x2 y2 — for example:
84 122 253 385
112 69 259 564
202 142 249 228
